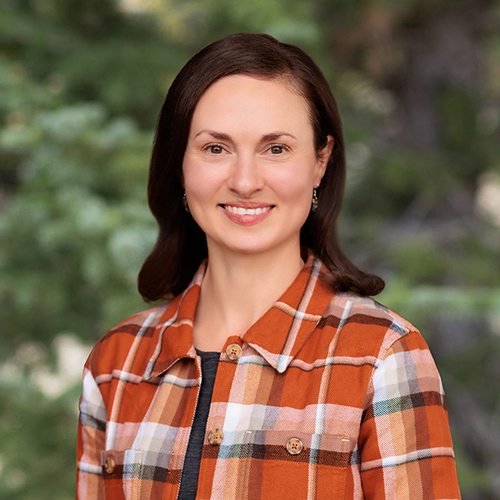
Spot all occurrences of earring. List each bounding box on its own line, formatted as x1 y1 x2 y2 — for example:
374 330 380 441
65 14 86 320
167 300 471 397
183 192 190 213
311 188 318 214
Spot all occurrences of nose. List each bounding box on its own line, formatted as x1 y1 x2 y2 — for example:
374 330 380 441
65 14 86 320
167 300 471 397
226 153 265 197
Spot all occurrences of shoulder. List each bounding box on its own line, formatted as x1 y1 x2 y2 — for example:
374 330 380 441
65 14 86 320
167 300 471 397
322 291 426 360
85 301 172 376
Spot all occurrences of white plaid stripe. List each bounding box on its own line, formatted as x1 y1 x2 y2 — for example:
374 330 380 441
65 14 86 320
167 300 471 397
277 257 322 371
106 308 161 450
361 447 456 471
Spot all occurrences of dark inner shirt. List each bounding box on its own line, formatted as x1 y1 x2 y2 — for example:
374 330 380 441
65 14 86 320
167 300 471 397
177 349 220 500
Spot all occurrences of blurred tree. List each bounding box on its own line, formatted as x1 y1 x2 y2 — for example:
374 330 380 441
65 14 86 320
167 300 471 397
0 1 176 497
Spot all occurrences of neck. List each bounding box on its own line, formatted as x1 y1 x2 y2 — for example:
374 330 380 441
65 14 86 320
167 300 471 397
192 243 304 351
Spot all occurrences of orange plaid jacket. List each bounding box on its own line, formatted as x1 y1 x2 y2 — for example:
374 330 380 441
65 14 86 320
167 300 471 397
76 254 461 499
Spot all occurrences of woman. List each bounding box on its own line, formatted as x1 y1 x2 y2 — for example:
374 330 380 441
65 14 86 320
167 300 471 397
77 33 461 499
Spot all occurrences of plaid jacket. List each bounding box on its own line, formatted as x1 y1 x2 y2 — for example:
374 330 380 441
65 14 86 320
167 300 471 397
76 254 461 499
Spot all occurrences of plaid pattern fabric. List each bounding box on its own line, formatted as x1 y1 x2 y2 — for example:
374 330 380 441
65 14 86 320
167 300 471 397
76 254 461 499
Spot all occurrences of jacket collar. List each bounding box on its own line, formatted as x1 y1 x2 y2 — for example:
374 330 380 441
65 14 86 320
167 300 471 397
146 252 333 378
242 254 332 373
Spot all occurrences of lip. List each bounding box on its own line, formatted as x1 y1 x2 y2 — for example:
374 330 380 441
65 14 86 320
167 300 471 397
219 203 274 226
222 202 273 209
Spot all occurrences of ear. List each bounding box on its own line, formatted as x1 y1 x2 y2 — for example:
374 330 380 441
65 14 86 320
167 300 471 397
314 135 334 187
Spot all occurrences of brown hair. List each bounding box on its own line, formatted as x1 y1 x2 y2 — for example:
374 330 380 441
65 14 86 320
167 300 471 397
138 33 384 301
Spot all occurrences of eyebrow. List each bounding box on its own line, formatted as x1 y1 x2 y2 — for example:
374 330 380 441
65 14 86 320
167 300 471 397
194 130 297 142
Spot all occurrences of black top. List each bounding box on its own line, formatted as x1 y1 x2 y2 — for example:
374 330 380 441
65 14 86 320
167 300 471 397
177 349 220 500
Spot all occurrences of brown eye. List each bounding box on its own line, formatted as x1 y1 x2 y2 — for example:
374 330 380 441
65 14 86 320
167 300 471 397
207 145 224 154
270 145 286 154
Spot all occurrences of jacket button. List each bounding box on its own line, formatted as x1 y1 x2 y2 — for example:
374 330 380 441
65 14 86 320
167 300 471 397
226 344 242 360
208 428 224 445
104 456 116 475
286 438 304 455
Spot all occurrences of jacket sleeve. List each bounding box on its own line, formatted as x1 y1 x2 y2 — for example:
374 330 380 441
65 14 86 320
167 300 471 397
76 366 106 499
358 330 461 499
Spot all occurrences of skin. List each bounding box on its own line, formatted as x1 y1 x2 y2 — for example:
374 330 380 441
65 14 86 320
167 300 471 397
182 74 333 351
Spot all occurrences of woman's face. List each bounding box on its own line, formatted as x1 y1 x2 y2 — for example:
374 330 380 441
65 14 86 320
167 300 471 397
182 74 332 259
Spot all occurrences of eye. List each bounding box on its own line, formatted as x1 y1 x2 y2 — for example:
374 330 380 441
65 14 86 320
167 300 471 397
204 144 225 155
268 144 288 155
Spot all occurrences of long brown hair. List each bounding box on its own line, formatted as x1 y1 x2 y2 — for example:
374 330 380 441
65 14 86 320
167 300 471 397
138 33 384 301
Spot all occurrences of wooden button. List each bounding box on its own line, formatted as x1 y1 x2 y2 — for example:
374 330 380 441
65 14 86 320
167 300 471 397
104 456 116 475
286 437 304 455
226 344 242 360
208 428 224 445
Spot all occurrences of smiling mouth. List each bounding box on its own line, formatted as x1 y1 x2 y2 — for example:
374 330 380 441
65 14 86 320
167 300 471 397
222 205 273 215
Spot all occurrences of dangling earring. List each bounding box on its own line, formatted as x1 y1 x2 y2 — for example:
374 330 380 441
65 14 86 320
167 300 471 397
311 188 318 214
183 192 190 213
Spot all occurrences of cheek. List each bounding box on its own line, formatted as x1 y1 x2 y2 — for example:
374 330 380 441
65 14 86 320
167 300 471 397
272 166 316 203
183 162 217 200
287 185 313 207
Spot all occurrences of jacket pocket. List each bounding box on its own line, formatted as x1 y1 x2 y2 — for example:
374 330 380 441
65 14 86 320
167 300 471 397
210 430 353 499
101 449 179 500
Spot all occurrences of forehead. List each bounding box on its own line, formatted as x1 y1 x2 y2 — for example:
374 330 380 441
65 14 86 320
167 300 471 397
190 74 312 133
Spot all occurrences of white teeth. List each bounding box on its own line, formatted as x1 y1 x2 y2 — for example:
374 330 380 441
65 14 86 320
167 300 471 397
224 205 271 215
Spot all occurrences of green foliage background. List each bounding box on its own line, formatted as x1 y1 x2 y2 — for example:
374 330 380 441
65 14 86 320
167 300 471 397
1 0 499 498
